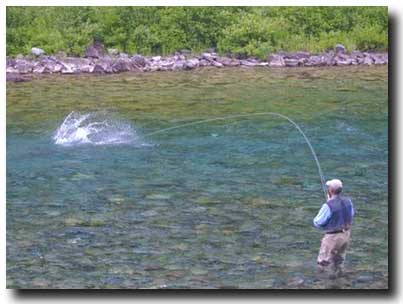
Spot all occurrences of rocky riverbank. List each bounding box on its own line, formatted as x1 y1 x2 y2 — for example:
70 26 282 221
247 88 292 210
6 43 388 82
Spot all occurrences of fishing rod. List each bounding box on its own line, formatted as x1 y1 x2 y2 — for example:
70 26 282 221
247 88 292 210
144 112 327 201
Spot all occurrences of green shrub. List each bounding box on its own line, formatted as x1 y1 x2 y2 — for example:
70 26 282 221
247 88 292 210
6 7 388 57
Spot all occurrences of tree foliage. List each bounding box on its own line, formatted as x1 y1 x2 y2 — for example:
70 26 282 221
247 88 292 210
6 6 388 59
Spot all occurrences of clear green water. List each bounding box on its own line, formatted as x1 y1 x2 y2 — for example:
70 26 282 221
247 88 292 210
7 66 388 289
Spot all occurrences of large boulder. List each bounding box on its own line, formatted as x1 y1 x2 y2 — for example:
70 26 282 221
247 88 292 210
85 41 105 59
31 47 46 56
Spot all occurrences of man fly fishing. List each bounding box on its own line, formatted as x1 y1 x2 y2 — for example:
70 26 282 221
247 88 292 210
313 179 355 277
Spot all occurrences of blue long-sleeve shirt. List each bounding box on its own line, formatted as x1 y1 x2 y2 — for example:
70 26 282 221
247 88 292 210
313 201 355 229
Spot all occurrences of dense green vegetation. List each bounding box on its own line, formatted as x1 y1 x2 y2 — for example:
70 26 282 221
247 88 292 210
7 7 388 59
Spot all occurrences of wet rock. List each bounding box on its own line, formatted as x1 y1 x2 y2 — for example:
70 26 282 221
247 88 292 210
173 60 185 70
372 53 387 64
15 60 33 74
363 53 374 65
184 58 199 70
93 57 113 73
31 47 46 56
304 55 322 66
284 58 299 67
324 52 337 66
111 58 133 73
240 59 258 67
202 52 217 62
212 60 223 68
335 53 352 66
268 54 285 67
335 44 346 54
85 40 105 59
131 54 146 68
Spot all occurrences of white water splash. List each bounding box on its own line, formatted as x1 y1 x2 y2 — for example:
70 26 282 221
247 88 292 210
53 111 146 146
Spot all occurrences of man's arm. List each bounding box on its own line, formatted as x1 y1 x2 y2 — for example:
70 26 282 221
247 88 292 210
313 203 332 228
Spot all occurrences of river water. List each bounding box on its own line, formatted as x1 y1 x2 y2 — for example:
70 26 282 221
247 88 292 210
6 66 388 289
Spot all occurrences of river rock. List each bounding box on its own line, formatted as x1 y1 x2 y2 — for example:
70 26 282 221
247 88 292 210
111 58 133 73
184 58 199 70
335 44 346 54
15 59 33 74
31 47 46 56
202 52 217 62
131 54 146 68
85 41 105 59
91 57 113 73
284 58 299 67
335 53 352 66
371 53 387 64
211 60 223 68
268 54 285 67
304 55 322 66
240 59 258 67
217 57 231 66
362 53 374 65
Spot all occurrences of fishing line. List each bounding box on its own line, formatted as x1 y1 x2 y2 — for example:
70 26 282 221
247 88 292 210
144 112 327 201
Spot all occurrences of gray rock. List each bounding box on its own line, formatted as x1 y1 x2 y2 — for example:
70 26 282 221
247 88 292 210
212 61 223 68
16 54 25 60
304 55 322 66
202 52 217 62
15 60 33 74
371 53 387 64
363 53 374 65
31 47 46 56
335 53 352 66
284 58 299 67
184 58 199 70
198 59 210 67
240 59 258 66
335 44 346 54
85 41 105 59
6 57 16 67
268 54 285 67
131 55 146 68
111 58 133 73
152 56 161 62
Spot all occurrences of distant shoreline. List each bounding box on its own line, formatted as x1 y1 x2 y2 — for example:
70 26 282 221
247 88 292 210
6 48 388 83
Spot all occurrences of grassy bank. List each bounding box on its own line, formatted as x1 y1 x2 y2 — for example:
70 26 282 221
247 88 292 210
7 7 388 59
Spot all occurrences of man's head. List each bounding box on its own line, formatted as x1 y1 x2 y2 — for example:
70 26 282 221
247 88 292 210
326 179 343 196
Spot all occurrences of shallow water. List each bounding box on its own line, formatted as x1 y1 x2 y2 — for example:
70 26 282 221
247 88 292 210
7 66 388 289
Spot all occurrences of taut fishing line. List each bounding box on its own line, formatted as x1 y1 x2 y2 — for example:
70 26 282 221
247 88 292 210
144 112 327 201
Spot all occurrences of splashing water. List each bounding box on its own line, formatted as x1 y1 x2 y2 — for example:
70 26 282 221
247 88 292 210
144 112 327 200
53 111 144 146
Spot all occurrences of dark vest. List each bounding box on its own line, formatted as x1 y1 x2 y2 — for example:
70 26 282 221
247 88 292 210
323 195 353 232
